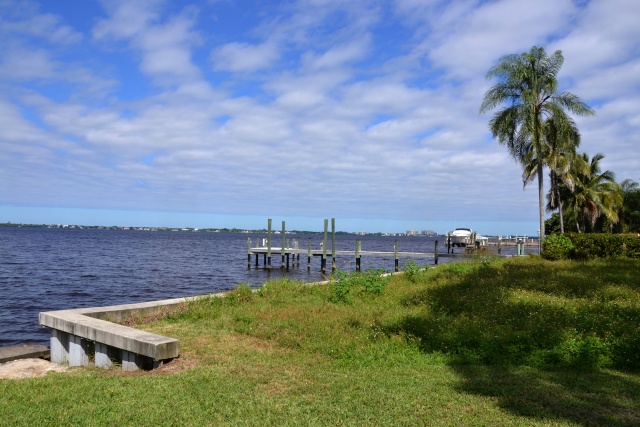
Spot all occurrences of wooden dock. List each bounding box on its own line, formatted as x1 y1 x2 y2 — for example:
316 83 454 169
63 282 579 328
248 246 458 273
246 218 529 274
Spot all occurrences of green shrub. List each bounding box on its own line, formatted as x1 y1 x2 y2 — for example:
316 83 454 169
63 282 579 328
403 260 429 282
567 233 640 259
542 234 574 260
329 269 389 303
225 283 254 305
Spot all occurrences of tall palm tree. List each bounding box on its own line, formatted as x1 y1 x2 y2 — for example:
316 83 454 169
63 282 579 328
480 46 594 248
564 152 622 232
523 115 581 233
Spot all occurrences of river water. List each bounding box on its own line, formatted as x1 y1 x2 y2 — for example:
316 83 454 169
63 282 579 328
0 227 522 346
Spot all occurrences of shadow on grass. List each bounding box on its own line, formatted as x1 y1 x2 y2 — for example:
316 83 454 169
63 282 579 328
452 365 640 427
384 258 640 425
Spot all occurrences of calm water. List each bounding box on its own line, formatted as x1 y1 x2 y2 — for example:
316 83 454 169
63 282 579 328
0 227 518 346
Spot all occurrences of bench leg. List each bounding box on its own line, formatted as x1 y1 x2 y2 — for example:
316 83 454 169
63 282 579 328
95 343 113 369
121 350 140 371
50 329 69 364
69 335 89 366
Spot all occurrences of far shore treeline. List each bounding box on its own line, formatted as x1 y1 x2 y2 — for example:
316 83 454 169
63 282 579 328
0 222 417 237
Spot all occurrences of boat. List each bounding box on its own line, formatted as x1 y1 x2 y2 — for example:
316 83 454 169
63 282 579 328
449 228 472 247
448 228 488 247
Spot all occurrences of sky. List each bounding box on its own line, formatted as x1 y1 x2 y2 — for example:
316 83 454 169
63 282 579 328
1 0 638 235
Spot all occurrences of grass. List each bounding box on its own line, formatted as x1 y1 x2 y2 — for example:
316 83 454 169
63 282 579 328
1 257 639 426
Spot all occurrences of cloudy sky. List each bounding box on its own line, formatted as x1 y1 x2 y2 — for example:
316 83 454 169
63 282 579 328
1 0 638 234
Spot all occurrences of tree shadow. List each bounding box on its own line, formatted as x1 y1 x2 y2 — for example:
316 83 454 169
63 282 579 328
452 365 640 427
383 258 640 425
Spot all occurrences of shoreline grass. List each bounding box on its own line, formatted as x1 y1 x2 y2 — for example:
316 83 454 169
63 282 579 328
1 257 639 426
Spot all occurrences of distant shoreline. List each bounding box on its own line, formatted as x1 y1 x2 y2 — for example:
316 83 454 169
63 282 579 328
0 223 542 239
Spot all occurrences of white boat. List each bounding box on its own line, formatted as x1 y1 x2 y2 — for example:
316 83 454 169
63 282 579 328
448 228 488 247
449 228 472 247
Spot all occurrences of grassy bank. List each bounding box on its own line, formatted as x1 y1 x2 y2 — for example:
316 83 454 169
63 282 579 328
1 257 639 426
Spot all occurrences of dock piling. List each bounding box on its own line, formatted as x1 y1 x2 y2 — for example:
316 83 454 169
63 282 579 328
394 240 399 272
434 240 439 265
281 221 286 269
331 218 336 272
267 219 272 270
247 237 251 269
355 239 361 272
322 219 328 275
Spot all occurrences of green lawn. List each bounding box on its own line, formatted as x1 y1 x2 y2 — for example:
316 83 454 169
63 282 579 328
2 257 639 426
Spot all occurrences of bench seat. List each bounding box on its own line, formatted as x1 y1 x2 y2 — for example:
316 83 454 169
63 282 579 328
39 298 188 371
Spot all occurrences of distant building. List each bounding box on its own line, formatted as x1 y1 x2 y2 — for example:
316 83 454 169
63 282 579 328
406 230 419 236
421 230 438 236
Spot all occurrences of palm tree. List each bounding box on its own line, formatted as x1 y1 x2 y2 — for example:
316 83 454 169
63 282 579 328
523 115 581 233
480 46 594 248
564 152 622 232
617 179 640 233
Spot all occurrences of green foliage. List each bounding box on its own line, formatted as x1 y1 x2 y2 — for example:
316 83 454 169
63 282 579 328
542 234 575 260
567 233 640 259
402 260 429 282
329 269 389 303
258 278 309 301
386 258 640 371
224 283 254 305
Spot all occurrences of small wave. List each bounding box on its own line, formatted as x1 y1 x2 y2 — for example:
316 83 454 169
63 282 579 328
67 291 92 297
80 274 98 278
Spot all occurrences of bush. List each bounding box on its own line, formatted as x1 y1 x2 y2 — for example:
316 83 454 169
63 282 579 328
403 260 429 282
567 233 640 259
329 269 389 303
542 234 574 260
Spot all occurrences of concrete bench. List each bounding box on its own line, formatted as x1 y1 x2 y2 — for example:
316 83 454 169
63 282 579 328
39 298 188 371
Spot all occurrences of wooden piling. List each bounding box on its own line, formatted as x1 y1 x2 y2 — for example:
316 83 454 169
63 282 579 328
434 240 439 265
498 238 501 255
331 217 336 272
267 218 272 270
322 219 328 275
447 232 451 254
394 240 399 272
281 221 285 269
355 239 361 272
307 237 311 270
247 237 251 269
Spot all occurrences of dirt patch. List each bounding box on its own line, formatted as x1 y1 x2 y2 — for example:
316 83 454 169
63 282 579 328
0 358 69 380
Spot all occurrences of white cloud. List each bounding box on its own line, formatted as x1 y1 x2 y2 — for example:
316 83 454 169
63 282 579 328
211 41 280 72
94 1 201 82
0 48 56 80
0 0 83 44
93 0 162 40
424 0 577 79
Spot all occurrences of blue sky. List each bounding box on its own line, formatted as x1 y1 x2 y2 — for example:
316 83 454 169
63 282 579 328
1 0 638 235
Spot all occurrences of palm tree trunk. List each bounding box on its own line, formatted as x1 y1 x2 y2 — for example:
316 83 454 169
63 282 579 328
537 158 545 249
550 169 565 234
558 198 565 234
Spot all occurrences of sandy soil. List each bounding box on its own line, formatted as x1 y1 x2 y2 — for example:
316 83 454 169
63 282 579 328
0 358 68 380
